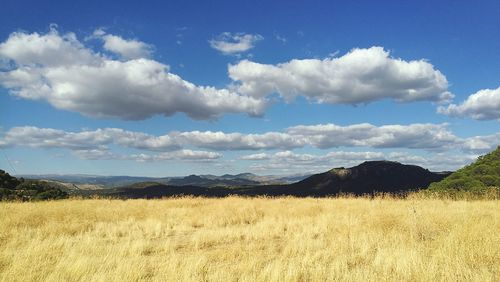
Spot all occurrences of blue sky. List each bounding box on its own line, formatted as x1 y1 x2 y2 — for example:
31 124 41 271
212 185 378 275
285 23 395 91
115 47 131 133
0 0 499 176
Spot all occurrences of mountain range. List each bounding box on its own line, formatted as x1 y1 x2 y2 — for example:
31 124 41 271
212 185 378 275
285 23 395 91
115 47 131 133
87 161 451 198
5 148 499 201
17 172 312 189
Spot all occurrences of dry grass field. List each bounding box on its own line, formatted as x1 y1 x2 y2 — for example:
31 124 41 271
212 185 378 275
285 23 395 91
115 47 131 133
0 197 498 281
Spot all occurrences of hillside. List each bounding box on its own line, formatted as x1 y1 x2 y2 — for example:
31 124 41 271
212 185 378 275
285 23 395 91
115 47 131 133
0 170 68 201
428 146 500 192
286 161 449 196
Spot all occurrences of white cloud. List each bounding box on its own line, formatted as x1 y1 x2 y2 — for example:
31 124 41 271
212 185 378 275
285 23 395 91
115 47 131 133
461 133 500 153
73 149 221 162
242 150 384 164
0 127 113 150
0 28 266 120
73 148 118 160
0 28 97 67
1 124 497 161
131 150 222 162
229 46 453 104
171 130 304 150
0 123 468 152
0 126 179 151
244 150 477 173
240 153 270 160
245 150 386 173
209 32 263 55
387 152 478 171
286 123 458 150
438 87 500 120
1 125 496 171
93 29 152 59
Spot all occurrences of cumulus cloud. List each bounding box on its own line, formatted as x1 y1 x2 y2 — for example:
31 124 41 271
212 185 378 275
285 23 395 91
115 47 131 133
1 123 497 161
171 131 304 150
0 28 266 120
286 123 458 150
1 125 496 171
229 46 453 104
0 27 97 67
0 126 179 151
0 123 470 152
461 133 500 153
0 126 222 162
438 87 500 120
93 29 152 59
209 32 263 55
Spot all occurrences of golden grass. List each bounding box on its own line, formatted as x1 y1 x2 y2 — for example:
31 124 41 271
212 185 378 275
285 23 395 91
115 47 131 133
0 197 498 281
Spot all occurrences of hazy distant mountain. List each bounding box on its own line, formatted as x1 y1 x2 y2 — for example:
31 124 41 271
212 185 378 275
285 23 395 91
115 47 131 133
166 174 260 187
16 174 161 188
16 172 311 189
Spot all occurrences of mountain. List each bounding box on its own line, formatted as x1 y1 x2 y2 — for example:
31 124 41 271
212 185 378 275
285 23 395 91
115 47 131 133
427 146 500 192
286 161 450 196
105 161 449 198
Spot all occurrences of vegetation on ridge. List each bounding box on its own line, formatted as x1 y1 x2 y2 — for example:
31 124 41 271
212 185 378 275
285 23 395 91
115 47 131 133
0 170 68 201
426 146 500 198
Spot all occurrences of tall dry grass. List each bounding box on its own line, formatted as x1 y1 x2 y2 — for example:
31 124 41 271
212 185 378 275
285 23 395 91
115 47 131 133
0 196 498 281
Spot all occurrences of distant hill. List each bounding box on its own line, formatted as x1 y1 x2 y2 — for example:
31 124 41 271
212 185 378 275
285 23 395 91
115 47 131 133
284 161 450 196
16 174 161 188
18 172 311 189
166 174 260 187
105 161 449 198
427 146 500 193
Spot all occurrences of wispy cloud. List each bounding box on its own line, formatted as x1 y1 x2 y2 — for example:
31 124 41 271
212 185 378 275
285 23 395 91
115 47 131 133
92 28 152 59
209 32 263 55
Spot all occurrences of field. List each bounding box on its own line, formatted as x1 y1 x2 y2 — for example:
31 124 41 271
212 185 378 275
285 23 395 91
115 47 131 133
0 197 498 281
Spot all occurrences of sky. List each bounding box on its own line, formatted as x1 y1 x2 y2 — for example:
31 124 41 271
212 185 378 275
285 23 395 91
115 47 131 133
0 0 499 177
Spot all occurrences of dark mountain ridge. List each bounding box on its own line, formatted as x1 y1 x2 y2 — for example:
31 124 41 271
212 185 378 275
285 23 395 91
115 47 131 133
287 161 450 196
